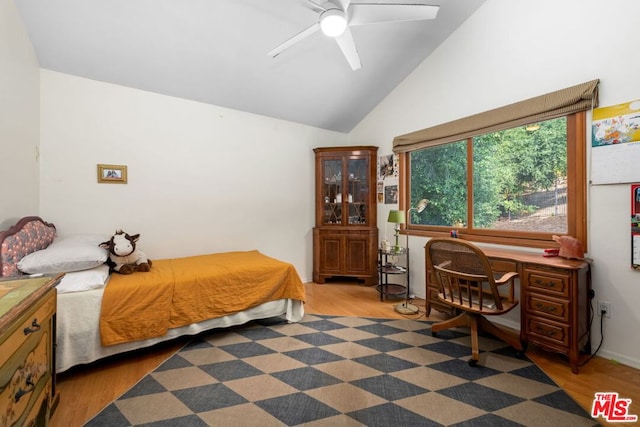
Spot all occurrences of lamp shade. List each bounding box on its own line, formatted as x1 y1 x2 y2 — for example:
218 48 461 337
414 199 429 213
387 210 406 224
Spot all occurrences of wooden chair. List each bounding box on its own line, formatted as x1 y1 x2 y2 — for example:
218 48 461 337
426 238 524 366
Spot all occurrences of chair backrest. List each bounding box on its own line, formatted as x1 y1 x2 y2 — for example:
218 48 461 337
426 238 516 314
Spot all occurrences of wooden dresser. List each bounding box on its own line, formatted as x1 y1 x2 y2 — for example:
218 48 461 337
426 245 591 373
0 274 62 426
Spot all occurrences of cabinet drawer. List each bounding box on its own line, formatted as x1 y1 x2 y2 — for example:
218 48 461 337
526 316 569 347
0 291 55 367
525 293 569 323
0 319 52 427
524 268 570 298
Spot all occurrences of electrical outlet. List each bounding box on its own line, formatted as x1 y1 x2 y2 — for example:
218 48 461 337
599 301 611 318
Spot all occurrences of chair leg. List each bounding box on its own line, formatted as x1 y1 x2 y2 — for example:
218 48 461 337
478 316 523 351
430 312 524 364
469 316 479 363
431 312 472 333
431 313 481 365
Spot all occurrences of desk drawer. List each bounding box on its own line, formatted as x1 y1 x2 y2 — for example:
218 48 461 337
525 293 569 323
490 259 517 273
524 268 570 298
526 315 569 348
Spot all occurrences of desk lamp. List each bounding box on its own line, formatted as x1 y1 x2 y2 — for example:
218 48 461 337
395 198 429 315
387 210 405 253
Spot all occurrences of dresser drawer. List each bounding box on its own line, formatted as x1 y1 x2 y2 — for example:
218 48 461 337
524 268 570 298
525 293 569 323
0 275 60 426
0 317 53 427
526 315 569 348
23 379 52 427
0 290 55 367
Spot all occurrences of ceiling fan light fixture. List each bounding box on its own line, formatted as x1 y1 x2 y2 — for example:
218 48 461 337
320 9 347 37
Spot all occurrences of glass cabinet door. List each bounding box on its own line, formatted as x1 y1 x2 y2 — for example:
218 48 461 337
322 158 343 224
347 158 368 224
320 153 370 226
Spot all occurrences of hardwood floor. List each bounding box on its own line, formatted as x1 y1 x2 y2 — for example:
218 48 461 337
50 281 640 426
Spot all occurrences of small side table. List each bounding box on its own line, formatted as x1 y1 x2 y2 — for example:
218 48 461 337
377 247 409 301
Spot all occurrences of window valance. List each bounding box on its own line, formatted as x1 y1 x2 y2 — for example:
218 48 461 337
392 79 599 153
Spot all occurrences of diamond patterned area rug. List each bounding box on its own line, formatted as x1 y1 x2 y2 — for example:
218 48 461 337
87 314 598 426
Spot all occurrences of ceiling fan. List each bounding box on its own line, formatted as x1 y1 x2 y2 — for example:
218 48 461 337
268 0 439 70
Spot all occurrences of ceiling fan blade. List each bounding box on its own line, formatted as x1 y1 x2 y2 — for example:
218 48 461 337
335 0 352 11
267 23 321 58
335 26 361 70
303 0 328 13
348 3 439 26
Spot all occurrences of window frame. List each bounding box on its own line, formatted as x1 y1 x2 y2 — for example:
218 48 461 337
399 111 587 250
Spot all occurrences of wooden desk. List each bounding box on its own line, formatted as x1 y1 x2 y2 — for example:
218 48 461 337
425 245 591 374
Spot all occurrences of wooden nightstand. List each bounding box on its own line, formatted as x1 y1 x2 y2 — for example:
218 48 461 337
0 274 63 426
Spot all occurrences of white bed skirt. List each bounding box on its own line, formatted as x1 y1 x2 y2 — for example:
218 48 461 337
56 289 305 373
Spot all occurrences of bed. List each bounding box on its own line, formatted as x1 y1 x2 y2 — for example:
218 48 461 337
0 216 305 373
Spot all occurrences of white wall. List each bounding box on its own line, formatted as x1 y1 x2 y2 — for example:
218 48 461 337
39 70 349 282
0 0 40 227
350 0 640 368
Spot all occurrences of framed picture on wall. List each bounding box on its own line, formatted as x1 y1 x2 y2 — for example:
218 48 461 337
97 164 127 184
384 184 398 204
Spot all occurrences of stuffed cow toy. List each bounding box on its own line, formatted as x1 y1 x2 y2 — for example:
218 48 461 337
100 230 152 274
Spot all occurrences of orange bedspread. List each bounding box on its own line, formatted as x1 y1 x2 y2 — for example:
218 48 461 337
99 250 305 346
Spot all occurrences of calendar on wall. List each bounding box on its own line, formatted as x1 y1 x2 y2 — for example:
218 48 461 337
591 99 640 185
632 184 640 270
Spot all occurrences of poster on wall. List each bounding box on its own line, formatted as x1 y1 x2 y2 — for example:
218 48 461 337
379 153 399 204
378 154 397 180
632 184 640 270
591 99 640 185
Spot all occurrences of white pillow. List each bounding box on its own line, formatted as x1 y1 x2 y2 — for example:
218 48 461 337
18 234 109 274
56 264 111 293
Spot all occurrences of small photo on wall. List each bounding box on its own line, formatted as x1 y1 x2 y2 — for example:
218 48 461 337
384 185 398 204
97 164 128 184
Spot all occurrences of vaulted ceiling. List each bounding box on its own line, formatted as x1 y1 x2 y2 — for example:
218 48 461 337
15 0 485 132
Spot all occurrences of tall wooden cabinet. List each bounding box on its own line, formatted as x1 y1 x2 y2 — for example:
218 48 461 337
313 146 378 285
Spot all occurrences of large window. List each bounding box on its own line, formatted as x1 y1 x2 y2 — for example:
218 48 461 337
400 112 587 249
